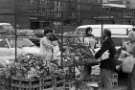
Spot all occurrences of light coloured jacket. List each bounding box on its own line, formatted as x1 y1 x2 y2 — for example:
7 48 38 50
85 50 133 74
83 37 96 49
40 37 53 64
40 37 61 65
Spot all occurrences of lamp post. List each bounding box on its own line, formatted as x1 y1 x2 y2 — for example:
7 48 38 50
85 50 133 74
14 0 17 62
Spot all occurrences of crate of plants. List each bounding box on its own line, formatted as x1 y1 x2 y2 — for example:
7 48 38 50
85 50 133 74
10 54 49 78
10 75 55 90
51 72 65 88
63 67 76 81
2 54 51 90
72 44 98 65
62 44 98 67
10 76 43 90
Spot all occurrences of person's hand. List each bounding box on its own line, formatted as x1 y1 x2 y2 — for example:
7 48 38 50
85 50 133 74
116 65 121 70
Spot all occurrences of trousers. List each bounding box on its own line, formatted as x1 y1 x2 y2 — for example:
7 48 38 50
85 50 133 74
128 65 135 90
100 69 116 90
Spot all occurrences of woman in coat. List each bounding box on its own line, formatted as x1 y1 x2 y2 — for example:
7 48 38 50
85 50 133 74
40 28 60 67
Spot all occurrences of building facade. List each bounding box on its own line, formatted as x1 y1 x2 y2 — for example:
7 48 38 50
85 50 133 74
30 0 76 29
101 0 135 24
0 0 15 26
0 0 135 29
0 0 36 28
126 0 135 9
0 0 100 29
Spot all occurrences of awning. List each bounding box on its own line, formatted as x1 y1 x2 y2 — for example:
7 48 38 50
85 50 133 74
102 4 127 8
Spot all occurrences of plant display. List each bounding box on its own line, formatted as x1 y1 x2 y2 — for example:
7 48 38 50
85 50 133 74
62 44 97 66
8 54 49 79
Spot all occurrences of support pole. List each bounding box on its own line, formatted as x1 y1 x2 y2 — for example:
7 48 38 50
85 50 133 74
14 0 17 62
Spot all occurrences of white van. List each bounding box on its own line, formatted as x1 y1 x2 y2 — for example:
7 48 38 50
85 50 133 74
0 23 14 33
74 24 133 46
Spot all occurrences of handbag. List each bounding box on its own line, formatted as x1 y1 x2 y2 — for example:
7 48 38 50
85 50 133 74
96 50 110 62
122 55 135 73
101 50 109 60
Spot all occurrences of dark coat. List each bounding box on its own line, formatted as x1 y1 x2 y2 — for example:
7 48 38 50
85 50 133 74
95 37 116 71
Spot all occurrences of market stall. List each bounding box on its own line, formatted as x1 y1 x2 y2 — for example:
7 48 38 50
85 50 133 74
0 30 101 90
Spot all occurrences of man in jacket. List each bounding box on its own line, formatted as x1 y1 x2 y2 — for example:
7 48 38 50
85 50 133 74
95 29 116 90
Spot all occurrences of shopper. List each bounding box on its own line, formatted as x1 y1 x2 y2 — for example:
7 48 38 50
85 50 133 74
79 27 96 80
40 28 60 67
95 29 116 90
84 27 96 49
126 28 135 90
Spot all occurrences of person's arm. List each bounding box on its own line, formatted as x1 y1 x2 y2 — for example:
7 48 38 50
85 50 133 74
95 40 110 59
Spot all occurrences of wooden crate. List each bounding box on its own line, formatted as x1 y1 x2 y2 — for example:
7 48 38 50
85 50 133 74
10 76 42 90
10 75 54 90
53 74 65 87
111 73 118 88
65 67 75 81
43 75 53 89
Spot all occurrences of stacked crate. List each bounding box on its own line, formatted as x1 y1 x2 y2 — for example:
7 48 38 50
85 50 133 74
55 76 65 87
65 67 75 81
10 76 43 90
63 67 76 90
64 81 72 90
111 73 118 88
10 75 55 90
8 73 67 90
52 74 65 90
43 76 53 89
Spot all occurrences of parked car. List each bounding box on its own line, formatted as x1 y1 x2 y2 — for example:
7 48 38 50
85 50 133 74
0 23 14 34
0 38 40 66
29 37 40 47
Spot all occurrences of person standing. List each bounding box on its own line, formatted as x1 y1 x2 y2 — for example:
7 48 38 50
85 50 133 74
84 27 96 49
40 28 53 66
80 27 96 80
126 28 135 90
95 29 116 90
40 28 60 67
